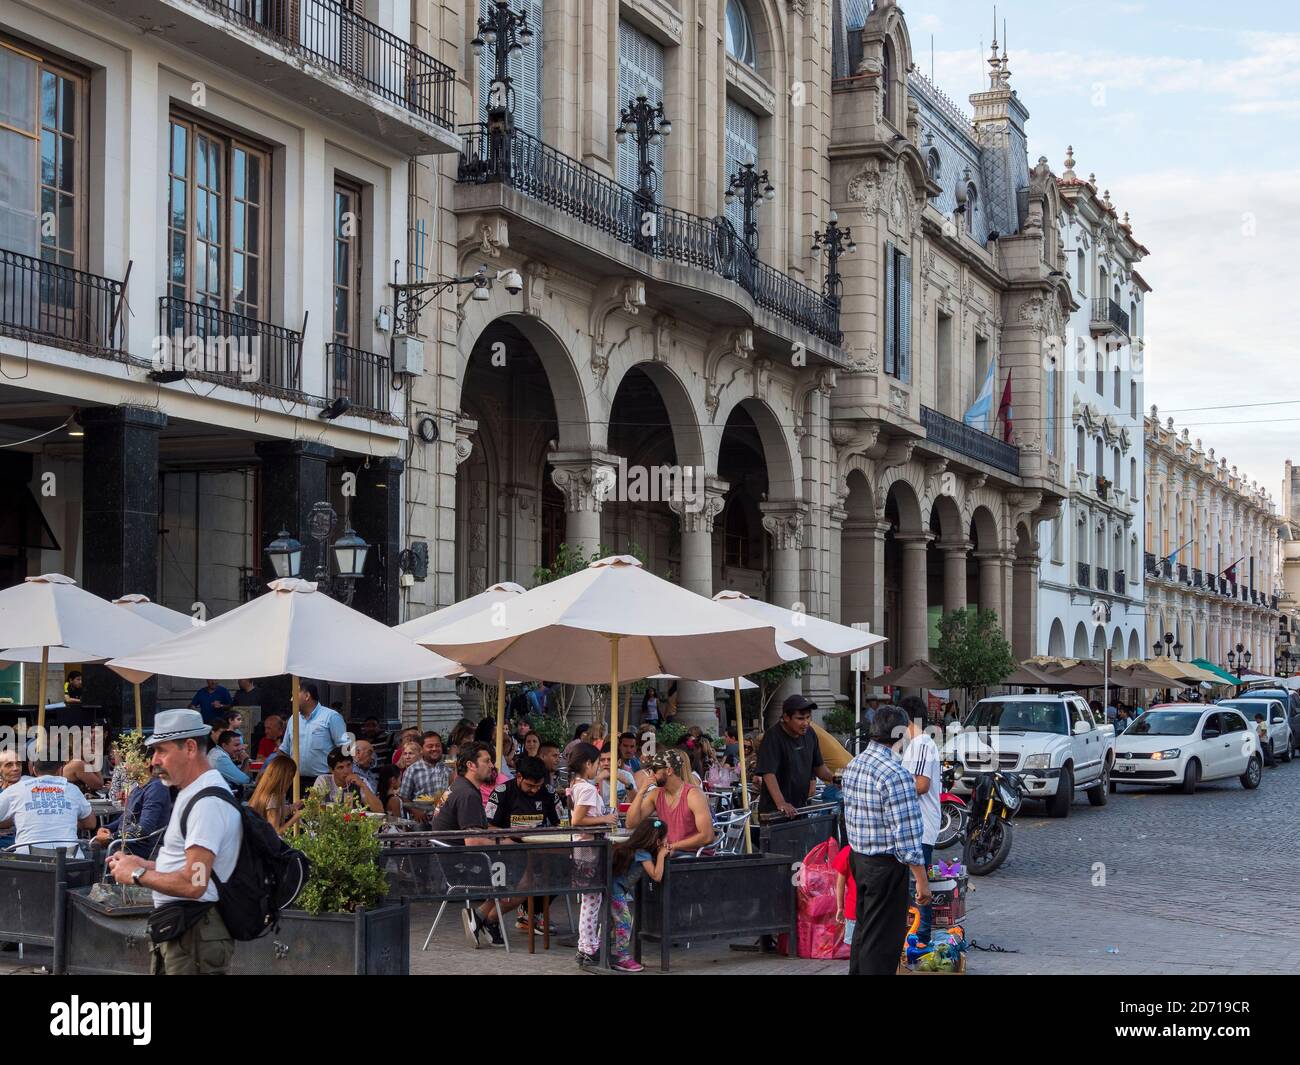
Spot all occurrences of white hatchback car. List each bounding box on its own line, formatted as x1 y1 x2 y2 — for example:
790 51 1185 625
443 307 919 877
1215 698 1293 763
1113 705 1263 793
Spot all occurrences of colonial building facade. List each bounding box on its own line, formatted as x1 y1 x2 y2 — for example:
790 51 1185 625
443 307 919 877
1036 149 1148 664
1144 409 1281 673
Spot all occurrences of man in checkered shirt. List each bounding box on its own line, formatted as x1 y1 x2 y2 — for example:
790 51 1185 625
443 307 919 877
399 732 453 818
840 700 932 975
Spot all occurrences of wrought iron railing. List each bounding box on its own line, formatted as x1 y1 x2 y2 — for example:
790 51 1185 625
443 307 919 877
1091 297 1130 335
1114 569 1126 593
192 0 456 129
919 406 1020 476
1077 562 1090 589
457 124 841 344
1192 567 1202 587
1144 551 1157 575
1178 563 1189 584
326 341 390 415
0 248 126 357
1272 595 1280 611
1097 566 1109 591
158 296 303 395
1161 559 1173 579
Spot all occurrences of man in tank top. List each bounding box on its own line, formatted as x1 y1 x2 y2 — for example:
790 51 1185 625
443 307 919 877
626 750 715 855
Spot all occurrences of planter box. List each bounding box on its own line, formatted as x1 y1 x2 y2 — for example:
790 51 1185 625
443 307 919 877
758 803 842 861
0 851 99 956
66 889 410 975
633 852 796 972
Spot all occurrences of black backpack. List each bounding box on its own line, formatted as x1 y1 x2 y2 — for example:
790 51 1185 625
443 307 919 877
180 786 311 941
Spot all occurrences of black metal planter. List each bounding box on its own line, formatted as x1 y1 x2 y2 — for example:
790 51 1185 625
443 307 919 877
758 802 842 861
65 889 410 975
0 851 99 970
633 851 797 972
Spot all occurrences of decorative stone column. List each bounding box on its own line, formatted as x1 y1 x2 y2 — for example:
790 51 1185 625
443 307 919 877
668 478 728 730
1013 551 1040 659
842 517 889 684
760 500 808 723
941 539 971 616
81 406 167 725
896 533 934 668
549 451 620 557
974 549 1004 623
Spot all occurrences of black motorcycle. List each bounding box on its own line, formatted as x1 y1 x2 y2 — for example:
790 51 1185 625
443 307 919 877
962 768 1023 876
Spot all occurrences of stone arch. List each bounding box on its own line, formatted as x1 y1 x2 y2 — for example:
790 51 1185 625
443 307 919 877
885 476 924 535
969 504 999 553
1072 622 1090 659
714 395 799 500
929 493 963 543
1091 626 1106 661
734 0 788 87
605 359 707 471
1048 618 1067 657
455 298 592 452
1127 630 1142 660
1110 629 1124 659
844 467 875 521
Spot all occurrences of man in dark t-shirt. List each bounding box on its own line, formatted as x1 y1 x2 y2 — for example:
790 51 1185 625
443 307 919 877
485 756 561 830
757 694 833 817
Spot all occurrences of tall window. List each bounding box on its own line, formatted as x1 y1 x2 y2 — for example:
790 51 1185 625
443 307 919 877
973 333 989 406
0 39 86 264
479 0 543 138
725 0 756 66
1095 439 1104 484
167 116 270 320
1113 448 1121 490
1076 426 1085 470
1130 380 1137 418
1113 365 1120 406
332 182 361 347
616 21 665 193
1045 354 1056 457
1076 249 1086 295
724 99 759 231
1130 457 1137 496
884 240 912 382
936 311 953 415
882 38 895 126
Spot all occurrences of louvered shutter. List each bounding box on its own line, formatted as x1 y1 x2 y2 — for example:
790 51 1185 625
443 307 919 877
883 240 896 377
617 21 665 192
479 0 543 138
724 99 758 229
898 250 912 383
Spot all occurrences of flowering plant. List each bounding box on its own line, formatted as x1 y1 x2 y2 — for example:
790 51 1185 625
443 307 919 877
112 730 151 787
294 793 388 914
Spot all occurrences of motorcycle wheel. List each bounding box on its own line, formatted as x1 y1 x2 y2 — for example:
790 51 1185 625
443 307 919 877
936 803 966 850
964 816 1014 876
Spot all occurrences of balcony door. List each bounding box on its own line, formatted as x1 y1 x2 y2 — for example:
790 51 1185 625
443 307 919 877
616 20 665 195
478 0 543 138
723 98 758 233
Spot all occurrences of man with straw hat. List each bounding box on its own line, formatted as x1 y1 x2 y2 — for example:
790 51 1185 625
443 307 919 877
108 709 243 975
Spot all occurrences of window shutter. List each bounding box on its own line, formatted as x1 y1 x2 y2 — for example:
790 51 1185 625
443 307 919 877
480 0 543 138
898 251 912 383
616 21 664 192
724 99 758 229
883 240 896 376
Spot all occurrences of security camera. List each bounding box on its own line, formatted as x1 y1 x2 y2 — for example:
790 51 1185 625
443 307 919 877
499 269 524 295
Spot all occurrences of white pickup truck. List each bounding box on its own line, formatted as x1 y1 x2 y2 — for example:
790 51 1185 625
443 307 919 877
943 693 1116 818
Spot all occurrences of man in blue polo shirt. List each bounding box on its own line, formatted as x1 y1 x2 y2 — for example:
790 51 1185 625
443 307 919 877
190 680 233 724
278 681 347 788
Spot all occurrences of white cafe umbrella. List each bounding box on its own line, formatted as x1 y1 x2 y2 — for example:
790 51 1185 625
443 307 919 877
395 581 526 735
110 578 463 804
113 595 198 730
416 556 798 798
0 575 178 731
711 590 887 849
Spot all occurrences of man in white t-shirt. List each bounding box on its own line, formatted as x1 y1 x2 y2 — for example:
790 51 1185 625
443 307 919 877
108 709 243 975
900 695 942 944
0 749 97 854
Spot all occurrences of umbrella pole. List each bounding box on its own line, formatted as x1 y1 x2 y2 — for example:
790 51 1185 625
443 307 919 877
733 676 752 854
36 646 49 733
495 669 506 771
609 637 619 809
133 682 143 733
416 679 423 733
291 674 301 807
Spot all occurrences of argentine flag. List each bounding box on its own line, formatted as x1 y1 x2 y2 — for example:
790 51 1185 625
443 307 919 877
963 358 996 433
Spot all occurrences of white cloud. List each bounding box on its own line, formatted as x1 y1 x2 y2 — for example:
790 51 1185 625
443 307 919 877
1106 169 1300 491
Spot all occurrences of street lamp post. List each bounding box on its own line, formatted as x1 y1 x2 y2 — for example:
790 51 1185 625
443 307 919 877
616 92 671 251
472 0 534 176
261 503 371 608
724 161 774 253
812 211 857 311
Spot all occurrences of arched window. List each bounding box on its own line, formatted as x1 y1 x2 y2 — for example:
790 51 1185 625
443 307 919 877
725 0 756 67
1076 426 1086 470
1130 457 1137 495
1076 249 1086 295
882 38 896 126
927 148 941 179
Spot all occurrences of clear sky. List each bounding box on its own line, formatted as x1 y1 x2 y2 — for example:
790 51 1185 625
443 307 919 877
914 0 1300 506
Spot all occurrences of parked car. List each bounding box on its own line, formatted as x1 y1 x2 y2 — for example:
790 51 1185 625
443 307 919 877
1113 704 1263 793
1216 697 1293 762
943 693 1114 818
1234 687 1300 755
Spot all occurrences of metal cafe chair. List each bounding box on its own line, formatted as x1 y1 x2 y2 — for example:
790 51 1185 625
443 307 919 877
419 839 514 954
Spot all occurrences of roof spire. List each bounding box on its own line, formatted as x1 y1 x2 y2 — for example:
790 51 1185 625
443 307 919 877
987 6 1002 89
1063 145 1076 179
1000 18 1010 84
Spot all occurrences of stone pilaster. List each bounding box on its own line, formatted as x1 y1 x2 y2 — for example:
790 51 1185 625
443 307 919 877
549 451 620 556
760 500 808 722
895 533 934 667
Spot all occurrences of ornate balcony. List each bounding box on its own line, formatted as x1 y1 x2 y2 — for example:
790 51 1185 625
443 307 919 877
1097 566 1109 591
1090 297 1130 338
158 296 303 399
457 124 842 348
1077 562 1091 588
1192 567 1203 587
326 342 393 419
1144 551 1157 576
1114 569 1126 593
0 248 127 358
1178 563 1189 584
919 406 1020 476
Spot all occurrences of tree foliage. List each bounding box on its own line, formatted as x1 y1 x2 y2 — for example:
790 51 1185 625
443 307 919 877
932 607 1014 696
295 795 388 915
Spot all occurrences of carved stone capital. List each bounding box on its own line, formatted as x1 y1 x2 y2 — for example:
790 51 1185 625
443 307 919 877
669 477 729 534
549 455 619 513
454 415 478 467
760 501 809 552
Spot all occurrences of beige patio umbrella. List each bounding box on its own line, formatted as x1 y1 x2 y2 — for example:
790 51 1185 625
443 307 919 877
112 595 196 730
0 575 177 731
712 590 886 850
396 581 526 755
110 578 463 804
867 659 948 689
415 556 799 806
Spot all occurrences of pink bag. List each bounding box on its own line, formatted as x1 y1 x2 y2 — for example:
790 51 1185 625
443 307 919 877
790 838 851 960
